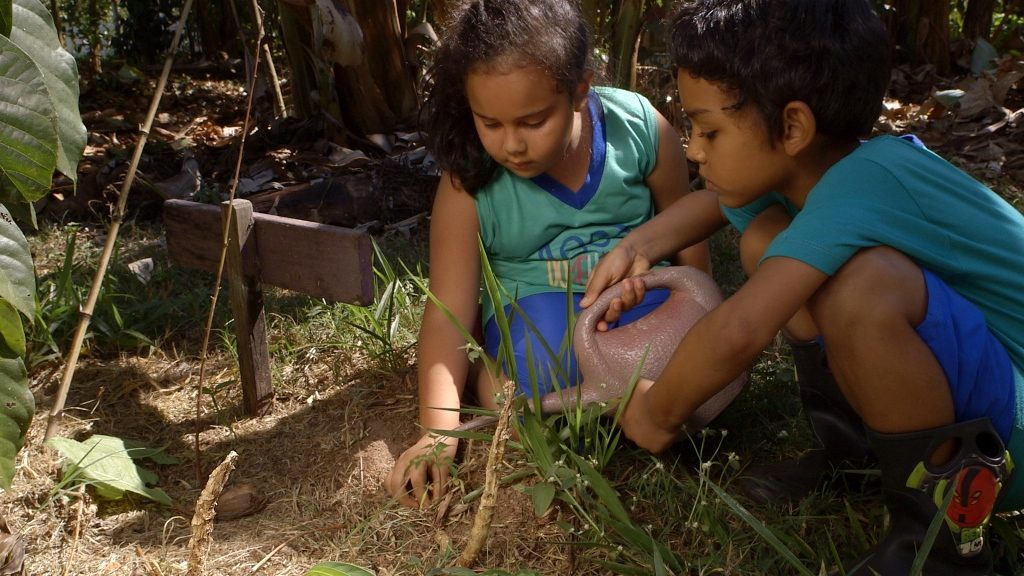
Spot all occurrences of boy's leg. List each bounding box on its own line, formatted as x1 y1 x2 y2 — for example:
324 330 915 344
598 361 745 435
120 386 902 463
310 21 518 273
810 247 1013 575
736 206 870 503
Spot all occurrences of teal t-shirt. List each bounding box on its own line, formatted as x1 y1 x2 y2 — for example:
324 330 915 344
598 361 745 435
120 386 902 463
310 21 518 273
722 135 1024 509
475 87 661 323
743 136 1024 382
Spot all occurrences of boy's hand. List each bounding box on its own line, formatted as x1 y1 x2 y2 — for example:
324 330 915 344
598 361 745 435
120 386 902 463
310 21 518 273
619 378 681 453
385 434 458 508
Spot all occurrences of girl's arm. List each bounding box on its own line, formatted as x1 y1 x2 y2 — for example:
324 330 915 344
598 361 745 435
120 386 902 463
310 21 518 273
646 112 714 274
385 174 481 507
416 175 482 432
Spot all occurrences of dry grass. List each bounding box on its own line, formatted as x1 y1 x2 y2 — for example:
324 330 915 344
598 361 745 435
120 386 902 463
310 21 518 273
8 346 575 575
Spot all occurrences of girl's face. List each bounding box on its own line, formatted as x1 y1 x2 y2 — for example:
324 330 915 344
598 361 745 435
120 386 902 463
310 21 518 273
677 70 791 208
465 66 586 179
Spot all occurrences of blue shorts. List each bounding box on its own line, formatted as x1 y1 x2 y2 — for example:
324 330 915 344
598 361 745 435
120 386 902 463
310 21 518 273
913 269 1022 510
483 288 670 397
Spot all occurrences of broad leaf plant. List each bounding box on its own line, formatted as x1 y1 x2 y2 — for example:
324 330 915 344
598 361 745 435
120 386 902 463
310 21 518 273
0 0 85 488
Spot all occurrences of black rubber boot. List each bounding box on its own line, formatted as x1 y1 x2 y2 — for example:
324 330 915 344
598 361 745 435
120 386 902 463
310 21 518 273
738 340 872 504
848 418 1013 575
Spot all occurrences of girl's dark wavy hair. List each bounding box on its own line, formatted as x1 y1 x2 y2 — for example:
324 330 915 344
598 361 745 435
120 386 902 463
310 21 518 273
669 0 890 140
423 0 591 193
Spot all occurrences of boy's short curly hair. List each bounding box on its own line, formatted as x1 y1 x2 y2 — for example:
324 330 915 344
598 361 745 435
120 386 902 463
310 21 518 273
669 0 890 140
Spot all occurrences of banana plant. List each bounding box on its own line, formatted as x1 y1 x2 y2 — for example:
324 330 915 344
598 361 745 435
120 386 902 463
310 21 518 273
0 0 85 488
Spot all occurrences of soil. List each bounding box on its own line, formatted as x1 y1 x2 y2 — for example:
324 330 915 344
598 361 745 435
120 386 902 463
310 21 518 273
4 56 1023 575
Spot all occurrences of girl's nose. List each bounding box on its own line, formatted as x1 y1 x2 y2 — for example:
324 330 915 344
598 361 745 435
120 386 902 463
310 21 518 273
504 129 526 155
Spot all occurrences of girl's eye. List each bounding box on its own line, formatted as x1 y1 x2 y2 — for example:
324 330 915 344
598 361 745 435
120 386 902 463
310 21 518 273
698 130 717 140
523 118 546 128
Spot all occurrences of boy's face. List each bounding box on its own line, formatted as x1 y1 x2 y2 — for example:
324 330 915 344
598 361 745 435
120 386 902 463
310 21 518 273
677 70 791 208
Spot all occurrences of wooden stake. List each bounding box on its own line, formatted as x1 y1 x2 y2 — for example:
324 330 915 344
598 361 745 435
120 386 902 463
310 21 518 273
44 0 196 441
222 200 272 413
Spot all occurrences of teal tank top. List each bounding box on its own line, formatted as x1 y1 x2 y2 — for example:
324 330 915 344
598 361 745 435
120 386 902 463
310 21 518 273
474 87 661 323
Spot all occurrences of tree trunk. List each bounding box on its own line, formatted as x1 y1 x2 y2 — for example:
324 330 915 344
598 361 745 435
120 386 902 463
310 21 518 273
607 0 646 89
346 0 417 126
889 0 950 73
196 1 239 60
962 0 995 42
275 0 417 140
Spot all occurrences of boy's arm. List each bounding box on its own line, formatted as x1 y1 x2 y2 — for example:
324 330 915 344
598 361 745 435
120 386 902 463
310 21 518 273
622 256 829 452
580 188 725 311
646 112 712 273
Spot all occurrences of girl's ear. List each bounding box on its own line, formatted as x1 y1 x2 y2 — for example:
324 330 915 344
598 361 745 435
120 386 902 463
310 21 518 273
573 70 595 110
781 101 817 156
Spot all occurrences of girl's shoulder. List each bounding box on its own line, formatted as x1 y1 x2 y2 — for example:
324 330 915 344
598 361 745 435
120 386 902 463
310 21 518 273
593 86 655 111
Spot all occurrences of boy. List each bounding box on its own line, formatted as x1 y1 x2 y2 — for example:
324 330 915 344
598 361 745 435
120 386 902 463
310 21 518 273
580 0 1024 573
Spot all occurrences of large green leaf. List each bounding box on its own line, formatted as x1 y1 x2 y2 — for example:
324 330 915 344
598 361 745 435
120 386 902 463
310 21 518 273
0 357 33 489
0 0 12 37
8 0 84 184
0 204 33 319
304 563 375 576
0 34 57 202
0 300 24 357
43 435 174 506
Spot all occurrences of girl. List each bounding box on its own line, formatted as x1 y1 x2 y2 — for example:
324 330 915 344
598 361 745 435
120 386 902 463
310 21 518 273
384 0 711 508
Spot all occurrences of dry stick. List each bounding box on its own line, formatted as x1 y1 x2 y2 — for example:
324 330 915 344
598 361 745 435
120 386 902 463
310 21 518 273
192 5 267 486
43 0 197 442
61 485 86 576
457 372 519 567
228 0 285 119
187 451 239 576
248 0 286 118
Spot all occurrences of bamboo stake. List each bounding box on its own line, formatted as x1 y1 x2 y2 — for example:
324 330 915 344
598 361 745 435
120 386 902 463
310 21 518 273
192 1 267 485
249 0 287 118
44 0 196 441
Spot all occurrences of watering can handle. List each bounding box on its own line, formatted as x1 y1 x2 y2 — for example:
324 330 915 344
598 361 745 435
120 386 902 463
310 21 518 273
578 266 722 334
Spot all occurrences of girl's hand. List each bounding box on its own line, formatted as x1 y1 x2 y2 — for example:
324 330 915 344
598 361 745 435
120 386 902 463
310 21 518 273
385 434 459 508
619 378 682 453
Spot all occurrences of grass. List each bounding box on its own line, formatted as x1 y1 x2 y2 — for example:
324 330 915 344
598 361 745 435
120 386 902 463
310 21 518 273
13 183 1024 574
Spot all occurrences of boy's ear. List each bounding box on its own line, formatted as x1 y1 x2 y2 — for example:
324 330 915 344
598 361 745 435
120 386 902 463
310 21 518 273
573 70 594 110
781 101 817 156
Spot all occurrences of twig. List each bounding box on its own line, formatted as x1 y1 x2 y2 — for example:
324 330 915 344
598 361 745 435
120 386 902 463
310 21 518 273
61 485 86 576
136 544 163 576
44 0 197 441
457 372 518 567
187 451 239 576
249 540 292 574
193 0 267 486
248 0 286 117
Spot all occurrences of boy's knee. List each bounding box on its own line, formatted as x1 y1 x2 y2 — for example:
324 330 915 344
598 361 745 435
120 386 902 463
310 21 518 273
811 247 927 335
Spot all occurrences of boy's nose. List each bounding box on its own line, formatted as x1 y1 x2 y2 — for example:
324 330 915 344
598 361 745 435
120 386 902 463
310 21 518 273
686 143 706 164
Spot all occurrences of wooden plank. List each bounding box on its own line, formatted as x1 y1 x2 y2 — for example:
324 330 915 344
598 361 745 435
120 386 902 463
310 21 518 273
222 200 273 414
164 199 374 305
